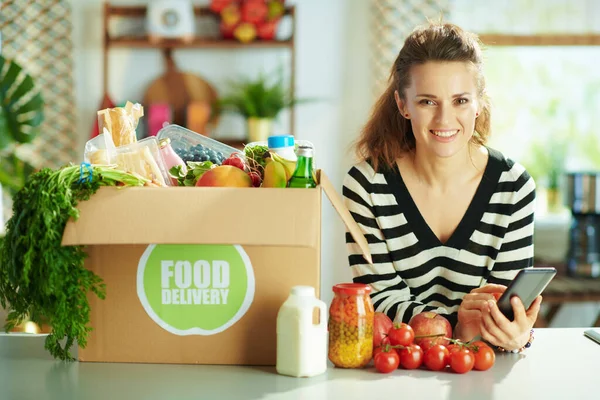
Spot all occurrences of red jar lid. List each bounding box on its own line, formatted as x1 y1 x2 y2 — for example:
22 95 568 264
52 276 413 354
332 283 371 295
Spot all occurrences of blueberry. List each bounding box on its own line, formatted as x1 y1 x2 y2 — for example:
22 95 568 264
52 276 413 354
209 156 219 164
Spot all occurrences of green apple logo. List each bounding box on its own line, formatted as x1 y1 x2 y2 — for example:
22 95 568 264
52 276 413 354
137 244 255 335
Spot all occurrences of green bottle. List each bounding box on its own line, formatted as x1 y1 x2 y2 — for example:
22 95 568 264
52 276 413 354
287 146 317 188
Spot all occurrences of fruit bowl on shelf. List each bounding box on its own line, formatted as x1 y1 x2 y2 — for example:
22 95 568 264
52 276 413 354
210 0 286 43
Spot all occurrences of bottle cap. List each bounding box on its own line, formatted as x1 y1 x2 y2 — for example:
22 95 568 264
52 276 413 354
296 146 313 158
159 137 171 148
291 286 316 297
332 283 371 295
268 135 295 149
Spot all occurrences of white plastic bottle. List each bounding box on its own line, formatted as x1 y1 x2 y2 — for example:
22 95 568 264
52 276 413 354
268 135 297 161
276 286 327 378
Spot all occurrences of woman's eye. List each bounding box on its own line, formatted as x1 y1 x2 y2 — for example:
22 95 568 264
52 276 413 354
456 98 469 105
419 99 435 105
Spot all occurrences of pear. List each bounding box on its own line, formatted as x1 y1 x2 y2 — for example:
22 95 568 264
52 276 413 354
262 158 288 188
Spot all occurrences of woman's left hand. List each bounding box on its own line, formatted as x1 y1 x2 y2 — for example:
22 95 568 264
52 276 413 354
480 295 542 350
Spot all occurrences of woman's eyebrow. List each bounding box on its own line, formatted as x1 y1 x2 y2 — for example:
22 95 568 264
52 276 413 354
415 92 472 98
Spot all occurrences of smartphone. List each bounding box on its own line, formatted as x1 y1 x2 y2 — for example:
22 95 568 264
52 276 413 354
584 329 600 345
496 267 557 321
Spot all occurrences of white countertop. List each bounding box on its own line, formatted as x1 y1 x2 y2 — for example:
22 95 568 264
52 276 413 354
1 328 599 400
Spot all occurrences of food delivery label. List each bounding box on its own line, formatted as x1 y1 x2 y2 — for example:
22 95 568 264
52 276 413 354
137 244 255 336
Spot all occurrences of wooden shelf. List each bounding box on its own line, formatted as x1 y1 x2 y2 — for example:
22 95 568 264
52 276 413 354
108 36 293 50
106 4 294 18
102 1 297 136
479 34 600 46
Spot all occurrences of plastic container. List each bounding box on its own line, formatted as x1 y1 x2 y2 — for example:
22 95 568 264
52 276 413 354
276 286 327 378
156 124 242 165
159 137 187 185
113 136 173 187
328 283 374 369
84 133 114 165
268 135 297 161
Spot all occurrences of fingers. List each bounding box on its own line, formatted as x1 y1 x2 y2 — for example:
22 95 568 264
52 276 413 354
526 295 543 322
480 319 500 346
471 284 507 294
480 310 503 345
510 296 527 323
458 308 481 323
461 299 493 311
487 299 512 332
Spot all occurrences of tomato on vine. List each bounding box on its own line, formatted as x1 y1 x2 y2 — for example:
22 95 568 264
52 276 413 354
398 344 423 370
472 345 495 371
388 323 415 347
449 348 475 374
423 344 450 371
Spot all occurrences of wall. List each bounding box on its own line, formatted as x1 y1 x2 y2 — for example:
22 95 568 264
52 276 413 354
68 0 598 327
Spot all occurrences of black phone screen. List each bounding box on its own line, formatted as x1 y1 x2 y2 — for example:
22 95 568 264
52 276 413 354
496 268 557 321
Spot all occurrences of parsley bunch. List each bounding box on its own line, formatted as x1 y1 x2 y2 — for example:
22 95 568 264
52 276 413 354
0 164 147 360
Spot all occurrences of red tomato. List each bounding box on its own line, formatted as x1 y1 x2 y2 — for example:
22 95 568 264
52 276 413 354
388 323 415 347
374 350 400 373
450 348 475 374
447 344 460 354
473 345 495 371
470 341 489 351
373 312 393 348
398 344 423 370
423 344 450 371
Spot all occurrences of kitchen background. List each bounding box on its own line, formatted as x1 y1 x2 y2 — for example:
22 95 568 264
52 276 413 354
1 0 599 327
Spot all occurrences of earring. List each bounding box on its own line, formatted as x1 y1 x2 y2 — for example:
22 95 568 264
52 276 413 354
476 112 480 117
404 113 409 118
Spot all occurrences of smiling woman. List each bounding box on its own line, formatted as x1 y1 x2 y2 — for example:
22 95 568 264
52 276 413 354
344 21 540 353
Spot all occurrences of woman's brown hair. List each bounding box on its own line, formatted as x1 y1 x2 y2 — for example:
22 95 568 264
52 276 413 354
355 22 491 172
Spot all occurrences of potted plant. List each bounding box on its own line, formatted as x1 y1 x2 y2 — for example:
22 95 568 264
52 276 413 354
524 134 569 213
0 54 44 202
0 54 44 332
217 67 301 142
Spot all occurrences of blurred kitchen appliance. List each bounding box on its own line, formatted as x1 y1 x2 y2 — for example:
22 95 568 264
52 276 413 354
565 172 600 278
146 0 195 43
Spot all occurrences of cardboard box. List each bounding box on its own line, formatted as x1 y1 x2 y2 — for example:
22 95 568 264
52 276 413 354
61 171 371 365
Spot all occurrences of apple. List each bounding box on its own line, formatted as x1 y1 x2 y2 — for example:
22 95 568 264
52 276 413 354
408 311 452 352
241 0 268 24
373 312 393 348
210 0 237 13
257 20 278 40
267 0 285 20
220 21 238 39
220 3 241 26
234 22 257 43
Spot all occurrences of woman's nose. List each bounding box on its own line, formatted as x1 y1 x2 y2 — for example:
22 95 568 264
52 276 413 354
435 103 453 124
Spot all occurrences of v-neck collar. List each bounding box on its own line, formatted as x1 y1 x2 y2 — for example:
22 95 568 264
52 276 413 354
384 147 504 250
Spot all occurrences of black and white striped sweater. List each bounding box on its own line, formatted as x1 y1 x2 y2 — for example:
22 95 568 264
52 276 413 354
342 147 536 327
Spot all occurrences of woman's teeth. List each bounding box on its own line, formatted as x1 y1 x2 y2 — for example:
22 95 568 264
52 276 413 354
431 130 458 137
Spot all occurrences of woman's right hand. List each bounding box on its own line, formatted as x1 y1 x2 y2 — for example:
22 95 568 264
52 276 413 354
455 284 507 342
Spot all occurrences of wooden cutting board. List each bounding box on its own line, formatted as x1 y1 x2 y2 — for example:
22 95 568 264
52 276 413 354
143 49 218 134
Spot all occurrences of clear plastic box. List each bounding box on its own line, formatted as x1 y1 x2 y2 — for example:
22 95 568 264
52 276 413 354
113 136 173 187
156 124 242 165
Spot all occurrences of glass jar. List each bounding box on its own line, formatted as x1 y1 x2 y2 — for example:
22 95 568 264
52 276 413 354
328 283 374 368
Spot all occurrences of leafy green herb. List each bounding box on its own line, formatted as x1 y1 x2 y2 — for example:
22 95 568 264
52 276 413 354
0 164 147 361
169 161 214 186
243 144 269 173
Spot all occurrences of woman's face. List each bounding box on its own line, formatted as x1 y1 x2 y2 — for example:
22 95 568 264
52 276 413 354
395 61 481 159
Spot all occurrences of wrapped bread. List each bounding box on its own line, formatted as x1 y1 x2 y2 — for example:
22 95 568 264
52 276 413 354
97 101 144 147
